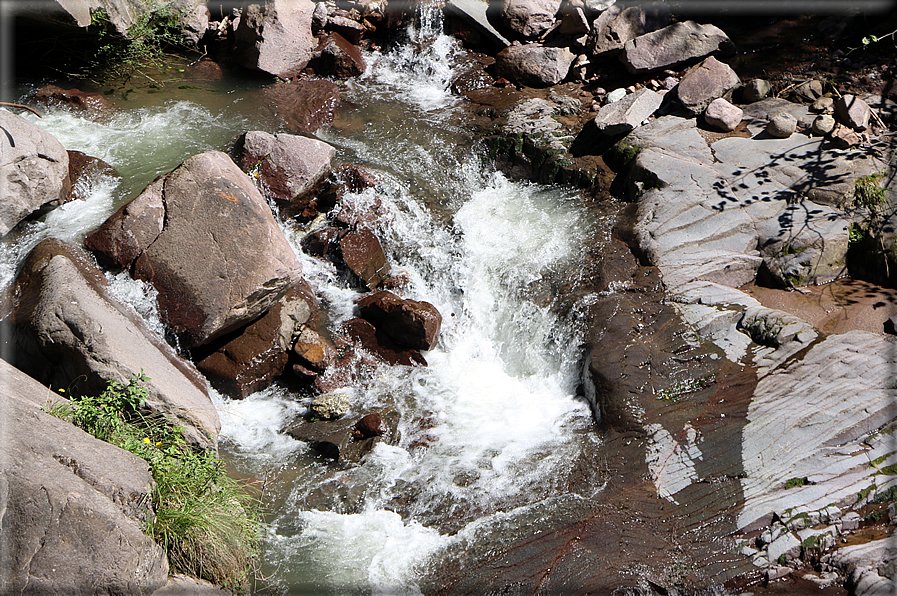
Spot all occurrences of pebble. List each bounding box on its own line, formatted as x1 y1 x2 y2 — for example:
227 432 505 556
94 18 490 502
606 88 627 103
811 114 835 136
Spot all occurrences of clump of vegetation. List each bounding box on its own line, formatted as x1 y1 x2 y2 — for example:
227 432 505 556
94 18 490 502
655 374 716 401
88 3 188 81
854 172 888 212
46 374 261 593
785 477 810 489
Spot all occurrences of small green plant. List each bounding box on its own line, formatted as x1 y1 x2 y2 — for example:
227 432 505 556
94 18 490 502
89 3 187 81
46 373 260 593
785 477 810 489
858 484 876 501
655 374 716 401
855 172 888 212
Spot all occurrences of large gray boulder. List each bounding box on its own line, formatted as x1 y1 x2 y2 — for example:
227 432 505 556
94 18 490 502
0 359 169 594
586 3 670 57
86 150 303 348
5 238 220 448
675 56 740 115
237 130 335 203
621 21 734 75
233 0 317 78
500 0 563 38
0 109 69 236
495 44 575 86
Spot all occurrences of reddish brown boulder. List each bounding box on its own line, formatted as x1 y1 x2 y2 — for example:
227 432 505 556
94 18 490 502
326 15 366 44
293 327 338 372
355 290 441 350
309 32 367 78
65 150 120 203
337 163 380 192
33 85 119 121
334 194 387 228
342 318 426 366
237 130 335 203
300 226 342 258
261 79 340 135
339 228 391 290
194 281 318 399
85 151 303 347
354 412 386 438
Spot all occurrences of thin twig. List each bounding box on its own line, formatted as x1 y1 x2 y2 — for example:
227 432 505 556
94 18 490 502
0 102 42 117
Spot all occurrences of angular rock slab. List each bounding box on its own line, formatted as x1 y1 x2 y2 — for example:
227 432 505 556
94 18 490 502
586 3 670 57
233 0 316 78
5 238 220 448
356 290 442 350
593 87 663 136
86 150 303 348
0 360 169 594
621 21 734 75
238 130 335 203
445 0 511 48
0 109 69 236
495 44 575 87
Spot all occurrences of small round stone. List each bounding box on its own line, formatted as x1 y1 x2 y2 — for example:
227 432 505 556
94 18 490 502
767 112 797 138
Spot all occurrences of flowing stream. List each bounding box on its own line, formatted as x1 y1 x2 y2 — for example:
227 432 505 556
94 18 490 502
8 4 611 593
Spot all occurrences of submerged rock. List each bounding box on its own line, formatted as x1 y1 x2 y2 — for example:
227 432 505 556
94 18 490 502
33 84 120 121
261 79 340 135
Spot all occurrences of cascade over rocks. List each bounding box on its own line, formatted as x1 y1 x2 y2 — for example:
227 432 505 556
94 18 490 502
237 130 336 204
3 238 220 448
65 150 120 203
0 360 169 595
233 0 317 78
355 290 442 350
0 109 69 237
85 150 303 348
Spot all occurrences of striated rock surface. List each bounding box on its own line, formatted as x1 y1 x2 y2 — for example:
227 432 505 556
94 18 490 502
4 238 220 448
0 109 69 236
0 359 169 594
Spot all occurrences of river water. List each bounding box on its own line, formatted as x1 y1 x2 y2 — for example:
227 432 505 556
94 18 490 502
8 4 611 593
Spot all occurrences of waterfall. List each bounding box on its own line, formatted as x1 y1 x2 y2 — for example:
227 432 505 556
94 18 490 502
11 3 603 593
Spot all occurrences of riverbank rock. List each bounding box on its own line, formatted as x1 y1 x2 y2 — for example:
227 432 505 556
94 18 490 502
586 3 670 58
237 130 335 204
341 317 426 366
0 109 69 236
339 228 392 290
85 150 303 348
233 0 316 78
4 238 220 448
495 44 575 87
194 281 318 399
621 21 733 75
0 360 169 594
17 0 207 38
500 0 562 38
834 94 872 131
261 79 340 135
675 56 740 115
445 0 511 49
65 150 120 203
356 290 442 350
704 98 742 132
309 32 367 78
593 87 663 135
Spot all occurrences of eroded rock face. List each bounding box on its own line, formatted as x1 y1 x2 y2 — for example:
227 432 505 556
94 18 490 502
4 238 220 448
500 0 562 38
495 44 575 87
0 109 69 236
0 361 169 594
85 150 303 348
237 130 336 203
233 0 317 78
355 290 442 350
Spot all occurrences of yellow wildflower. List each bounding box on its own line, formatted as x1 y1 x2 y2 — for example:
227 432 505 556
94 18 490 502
143 437 151 444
